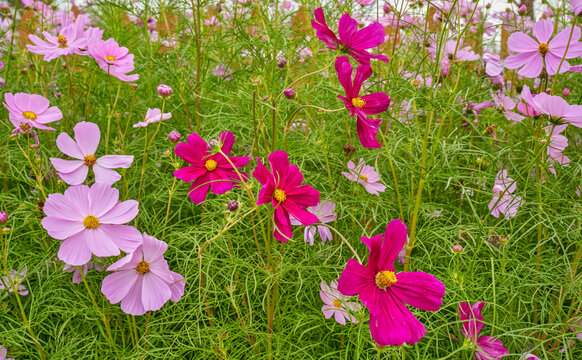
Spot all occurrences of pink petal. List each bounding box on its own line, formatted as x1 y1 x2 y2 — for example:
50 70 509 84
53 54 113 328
99 200 139 224
64 185 91 214
50 158 84 174
98 224 142 254
43 192 83 221
142 233 168 263
93 164 122 184
96 155 133 169
87 228 121 257
533 19 553 44
56 132 83 159
101 270 139 304
141 273 172 311
120 277 147 315
507 32 538 53
169 271 185 302
57 164 89 185
89 183 119 216
58 231 92 266
41 216 84 240
476 336 509 359
73 122 100 156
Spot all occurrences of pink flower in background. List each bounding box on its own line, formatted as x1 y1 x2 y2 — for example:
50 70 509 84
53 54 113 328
212 65 232 81
133 108 172 128
545 124 570 174
50 122 134 185
41 183 142 266
3 92 62 131
174 131 250 204
0 270 28 297
342 158 386 196
27 23 86 61
520 354 540 360
491 91 524 123
459 302 509 360
335 56 390 148
337 220 445 346
320 280 361 325
0 344 14 360
63 259 104 284
89 38 139 82
489 170 523 219
290 201 336 246
521 85 582 127
505 19 582 77
483 53 504 86
253 151 320 242
101 233 185 316
311 7 389 65
438 39 480 67
570 0 582 15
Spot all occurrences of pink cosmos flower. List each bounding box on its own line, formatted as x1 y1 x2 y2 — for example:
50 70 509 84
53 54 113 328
459 302 509 360
253 151 320 242
101 233 185 316
489 170 523 220
570 0 582 15
290 201 336 246
41 183 142 266
311 7 389 65
335 56 390 148
88 38 139 82
63 259 104 284
174 131 250 204
483 53 504 86
212 65 232 81
0 270 28 298
133 108 172 128
521 85 582 127
342 158 386 196
520 354 540 360
545 124 570 174
491 91 525 123
50 122 133 185
27 23 86 61
505 19 582 77
337 220 445 346
0 344 14 360
3 92 62 131
320 280 361 325
429 39 479 68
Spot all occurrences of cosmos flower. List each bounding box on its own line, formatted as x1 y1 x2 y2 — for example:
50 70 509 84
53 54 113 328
89 38 139 82
342 158 386 196
3 92 62 132
27 23 87 61
174 131 250 204
545 124 569 174
41 183 142 266
459 302 509 360
320 280 361 325
337 219 445 346
133 108 172 128
571 0 582 15
50 122 134 185
63 259 104 284
488 170 523 220
290 201 337 246
253 151 320 242
0 269 29 298
101 233 185 316
0 344 14 360
521 85 582 127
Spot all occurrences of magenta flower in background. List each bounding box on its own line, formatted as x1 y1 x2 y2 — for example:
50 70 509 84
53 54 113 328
290 201 336 246
41 183 142 266
101 233 185 316
570 0 582 15
133 108 172 128
27 23 86 61
545 124 570 174
89 38 139 82
174 131 249 204
335 56 390 148
0 344 14 360
459 302 509 360
0 269 28 298
253 151 320 242
488 170 523 220
337 220 445 346
505 19 582 77
50 122 133 185
3 92 62 131
320 280 361 325
342 158 386 196
521 85 582 127
311 7 389 65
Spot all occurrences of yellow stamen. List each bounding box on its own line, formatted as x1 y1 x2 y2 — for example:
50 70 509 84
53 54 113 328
83 215 99 229
538 43 549 55
333 300 342 308
84 154 97 166
274 189 286 203
375 271 397 289
22 111 37 120
106 55 116 61
57 34 67 48
360 175 369 182
136 261 150 274
352 97 366 109
205 159 217 171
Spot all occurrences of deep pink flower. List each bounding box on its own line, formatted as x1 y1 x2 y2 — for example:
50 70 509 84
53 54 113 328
27 23 86 61
41 183 142 266
3 92 62 131
521 85 582 127
174 131 249 204
335 56 390 148
88 38 139 82
101 233 185 316
311 7 389 65
320 280 361 325
505 19 582 77
488 170 523 219
290 201 336 246
50 122 134 185
253 151 320 242
337 220 445 346
459 302 509 360
342 158 386 195
0 269 28 297
133 108 172 128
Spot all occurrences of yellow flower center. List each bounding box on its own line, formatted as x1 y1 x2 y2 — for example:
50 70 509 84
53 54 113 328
57 34 67 48
106 55 116 61
333 300 342 308
538 43 549 55
375 271 397 289
22 111 37 120
136 261 150 274
274 189 286 203
205 159 217 171
360 175 369 182
83 215 99 229
84 154 97 166
352 97 366 109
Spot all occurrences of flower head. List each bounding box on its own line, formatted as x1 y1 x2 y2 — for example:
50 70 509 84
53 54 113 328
0 269 28 298
521 85 582 127
133 108 172 128
290 201 336 246
459 302 509 360
168 131 181 143
488 170 523 219
3 92 62 131
0 211 6 224
342 158 386 196
157 84 172 97
545 124 570 174
0 344 14 360
320 280 361 325
89 38 139 82
27 23 86 61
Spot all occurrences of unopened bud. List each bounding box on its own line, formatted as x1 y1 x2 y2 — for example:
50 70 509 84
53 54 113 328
343 143 355 155
168 131 181 143
157 84 172 97
562 88 571 97
277 59 287 68
452 245 464 253
518 5 527 15
284 88 296 99
227 200 239 212
0 211 7 224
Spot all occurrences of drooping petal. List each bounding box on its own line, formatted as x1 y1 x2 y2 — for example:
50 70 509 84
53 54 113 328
459 302 485 340
476 336 509 360
356 115 382 148
273 206 293 242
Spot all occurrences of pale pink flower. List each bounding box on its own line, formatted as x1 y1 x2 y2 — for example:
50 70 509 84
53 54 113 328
521 85 582 127
488 170 523 219
27 23 87 61
320 280 361 325
89 38 139 82
133 108 172 128
545 124 570 174
3 92 62 131
63 259 104 284
290 201 336 246
342 158 386 195
0 269 28 298
570 0 582 15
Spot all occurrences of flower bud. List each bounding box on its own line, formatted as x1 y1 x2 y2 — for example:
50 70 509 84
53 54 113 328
262 95 269 101
562 88 571 97
0 211 7 224
517 5 527 15
130 83 138 88
283 88 296 99
452 245 464 253
227 200 239 212
157 84 172 97
2 227 10 233
168 131 181 143
0 4 10 12
277 59 287 68
383 3 391 12
207 138 220 151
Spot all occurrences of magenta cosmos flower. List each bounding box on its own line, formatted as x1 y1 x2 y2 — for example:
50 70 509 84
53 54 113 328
3 92 62 131
133 108 172 128
101 233 185 316
253 151 320 242
50 122 134 185
337 220 445 346
459 302 509 360
174 131 250 204
311 7 389 65
505 19 582 77
89 38 139 82
42 183 142 266
335 56 390 148
521 85 582 127
27 23 86 61
290 200 336 246
320 280 361 325
342 158 386 196
489 170 523 220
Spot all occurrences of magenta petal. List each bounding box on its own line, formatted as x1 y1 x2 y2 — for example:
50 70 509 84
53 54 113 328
209 169 235 194
337 258 375 297
58 231 92 266
356 115 382 148
273 206 293 241
286 184 320 208
252 158 271 186
337 12 358 46
283 201 319 226
101 270 139 304
256 182 275 206
360 92 391 115
361 234 383 271
351 22 386 50
476 336 509 360
175 132 208 165
391 272 445 311
268 151 290 184
218 131 235 154
353 64 373 97
188 176 211 204
377 219 408 271
141 273 172 311
335 56 353 98
120 277 146 316
174 165 207 182
459 302 485 340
